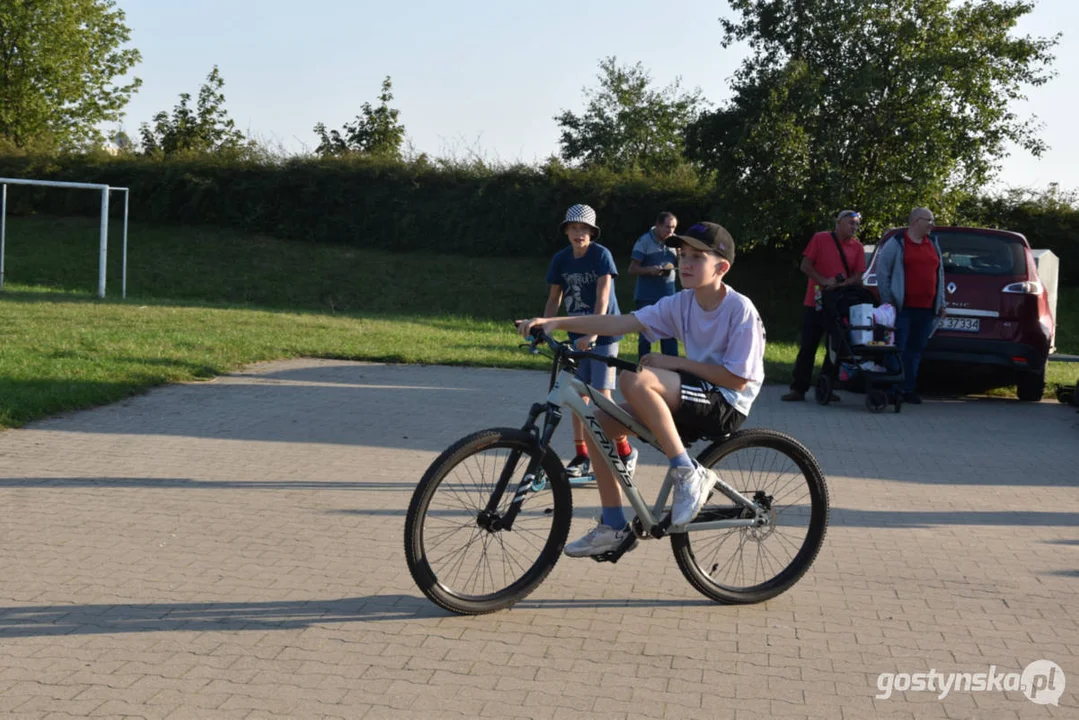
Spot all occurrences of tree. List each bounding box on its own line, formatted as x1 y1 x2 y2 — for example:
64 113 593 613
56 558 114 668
555 57 708 174
139 66 246 155
684 0 1059 246
0 0 142 149
108 128 135 154
314 76 405 159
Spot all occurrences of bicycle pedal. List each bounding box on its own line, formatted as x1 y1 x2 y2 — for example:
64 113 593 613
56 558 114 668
589 534 638 563
568 475 596 486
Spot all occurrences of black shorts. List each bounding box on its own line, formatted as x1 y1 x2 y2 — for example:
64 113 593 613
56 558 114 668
671 371 746 443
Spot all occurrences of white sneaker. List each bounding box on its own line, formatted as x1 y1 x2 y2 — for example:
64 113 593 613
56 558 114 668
565 454 591 478
669 462 718 527
564 522 635 558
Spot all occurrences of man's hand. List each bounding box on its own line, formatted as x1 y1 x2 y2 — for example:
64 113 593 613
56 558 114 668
575 335 598 351
639 353 681 371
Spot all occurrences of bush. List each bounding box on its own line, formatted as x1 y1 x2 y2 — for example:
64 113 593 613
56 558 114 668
0 153 723 258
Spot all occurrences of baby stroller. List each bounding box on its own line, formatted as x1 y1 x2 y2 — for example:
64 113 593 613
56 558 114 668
815 286 905 413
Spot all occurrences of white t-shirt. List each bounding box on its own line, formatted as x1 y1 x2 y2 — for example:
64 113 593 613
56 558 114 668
632 286 766 416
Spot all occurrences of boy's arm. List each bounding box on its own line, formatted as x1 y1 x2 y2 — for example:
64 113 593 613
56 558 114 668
577 274 613 349
639 355 750 392
517 313 645 340
543 285 562 318
593 275 611 316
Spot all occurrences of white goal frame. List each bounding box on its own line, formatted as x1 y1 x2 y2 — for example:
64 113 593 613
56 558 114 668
0 177 130 299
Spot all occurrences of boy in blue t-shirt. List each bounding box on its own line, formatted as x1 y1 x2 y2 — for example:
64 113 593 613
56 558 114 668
628 211 679 358
543 204 637 479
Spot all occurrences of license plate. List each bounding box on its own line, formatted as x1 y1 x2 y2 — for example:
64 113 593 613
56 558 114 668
940 317 980 332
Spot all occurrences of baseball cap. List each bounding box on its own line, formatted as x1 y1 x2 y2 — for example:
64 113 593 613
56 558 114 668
664 221 736 263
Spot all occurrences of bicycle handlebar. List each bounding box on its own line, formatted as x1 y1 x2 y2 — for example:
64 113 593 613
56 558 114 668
524 327 640 374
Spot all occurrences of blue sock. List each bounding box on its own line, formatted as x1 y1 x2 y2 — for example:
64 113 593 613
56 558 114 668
669 451 693 469
601 506 627 529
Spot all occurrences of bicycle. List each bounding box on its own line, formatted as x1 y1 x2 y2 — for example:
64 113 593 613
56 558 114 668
403 330 830 615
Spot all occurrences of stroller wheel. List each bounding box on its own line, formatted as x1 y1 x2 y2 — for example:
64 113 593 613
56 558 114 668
866 389 888 413
815 375 833 406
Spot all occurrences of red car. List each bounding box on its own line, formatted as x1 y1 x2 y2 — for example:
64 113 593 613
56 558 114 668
864 226 1056 401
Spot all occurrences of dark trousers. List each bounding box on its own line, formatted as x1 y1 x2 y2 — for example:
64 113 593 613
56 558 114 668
635 300 679 358
894 307 935 393
790 306 835 393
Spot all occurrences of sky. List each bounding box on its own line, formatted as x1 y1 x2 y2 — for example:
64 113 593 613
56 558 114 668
113 0 1079 192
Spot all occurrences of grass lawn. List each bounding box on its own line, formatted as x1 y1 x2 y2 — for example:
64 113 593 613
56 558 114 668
0 215 1075 428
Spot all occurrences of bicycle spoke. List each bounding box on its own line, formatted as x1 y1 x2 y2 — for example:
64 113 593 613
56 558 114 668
415 439 564 603
678 432 826 600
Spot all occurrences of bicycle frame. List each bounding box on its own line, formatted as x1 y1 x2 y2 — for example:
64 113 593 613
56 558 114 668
506 367 765 538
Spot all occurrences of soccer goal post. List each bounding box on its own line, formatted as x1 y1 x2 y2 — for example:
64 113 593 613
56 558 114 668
0 177 130 299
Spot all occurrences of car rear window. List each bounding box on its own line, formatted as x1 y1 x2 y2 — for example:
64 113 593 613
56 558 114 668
934 231 1026 276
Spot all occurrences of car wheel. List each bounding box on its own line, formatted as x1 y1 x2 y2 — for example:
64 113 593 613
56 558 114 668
1016 370 1045 402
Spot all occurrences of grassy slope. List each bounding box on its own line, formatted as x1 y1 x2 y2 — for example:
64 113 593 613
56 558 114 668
0 215 1075 428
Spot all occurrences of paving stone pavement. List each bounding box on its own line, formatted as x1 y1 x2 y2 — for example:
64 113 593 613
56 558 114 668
0 358 1076 720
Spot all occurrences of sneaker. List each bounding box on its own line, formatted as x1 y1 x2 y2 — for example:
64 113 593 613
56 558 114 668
620 447 638 480
781 390 805 402
564 522 635 558
902 391 923 405
669 462 719 527
566 454 591 477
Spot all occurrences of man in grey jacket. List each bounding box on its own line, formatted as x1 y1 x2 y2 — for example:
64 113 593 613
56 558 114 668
874 207 946 403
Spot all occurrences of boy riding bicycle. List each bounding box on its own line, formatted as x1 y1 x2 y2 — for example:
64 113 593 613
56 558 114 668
519 222 766 558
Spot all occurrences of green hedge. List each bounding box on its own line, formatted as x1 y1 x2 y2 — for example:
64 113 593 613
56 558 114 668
0 154 724 258
2 153 1074 283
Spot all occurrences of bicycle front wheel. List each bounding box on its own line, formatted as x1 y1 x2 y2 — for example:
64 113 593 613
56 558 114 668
403 428 572 615
671 428 829 604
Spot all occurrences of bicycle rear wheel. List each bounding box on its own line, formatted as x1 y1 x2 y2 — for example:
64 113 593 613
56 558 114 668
404 428 572 615
671 428 829 604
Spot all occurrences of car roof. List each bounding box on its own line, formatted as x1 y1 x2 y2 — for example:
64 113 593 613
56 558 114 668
879 225 1030 246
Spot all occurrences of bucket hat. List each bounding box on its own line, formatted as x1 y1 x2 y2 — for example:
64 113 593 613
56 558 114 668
559 204 601 238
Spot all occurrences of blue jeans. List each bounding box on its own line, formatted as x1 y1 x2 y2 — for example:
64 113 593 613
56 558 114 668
894 308 936 393
634 300 679 358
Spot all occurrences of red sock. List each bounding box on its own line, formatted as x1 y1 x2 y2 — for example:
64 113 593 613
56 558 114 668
575 441 589 458
616 437 632 457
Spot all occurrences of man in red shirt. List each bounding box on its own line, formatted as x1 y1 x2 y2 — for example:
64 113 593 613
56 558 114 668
874 207 946 404
782 210 867 402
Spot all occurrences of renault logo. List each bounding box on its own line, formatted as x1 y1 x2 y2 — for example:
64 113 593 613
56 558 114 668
947 281 957 294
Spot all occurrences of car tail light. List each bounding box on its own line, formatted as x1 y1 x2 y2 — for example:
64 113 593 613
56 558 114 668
1001 280 1042 295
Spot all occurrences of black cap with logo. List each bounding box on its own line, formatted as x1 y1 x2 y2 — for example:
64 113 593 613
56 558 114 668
664 222 736 263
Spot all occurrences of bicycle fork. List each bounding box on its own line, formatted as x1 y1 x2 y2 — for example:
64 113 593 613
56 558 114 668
477 404 560 533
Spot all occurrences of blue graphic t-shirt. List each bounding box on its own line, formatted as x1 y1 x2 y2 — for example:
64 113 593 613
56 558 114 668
545 243 623 345
631 229 678 303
